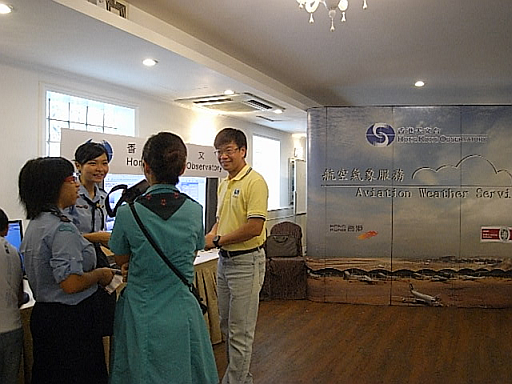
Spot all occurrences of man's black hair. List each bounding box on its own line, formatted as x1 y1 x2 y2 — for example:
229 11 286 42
214 128 247 158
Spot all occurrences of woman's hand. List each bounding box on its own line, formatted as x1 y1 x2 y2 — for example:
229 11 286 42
83 231 111 247
121 263 129 283
96 267 114 287
60 267 114 294
114 254 130 282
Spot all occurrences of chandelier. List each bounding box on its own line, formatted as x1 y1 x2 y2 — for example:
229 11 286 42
296 0 368 32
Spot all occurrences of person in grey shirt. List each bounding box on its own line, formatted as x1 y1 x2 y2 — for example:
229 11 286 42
0 208 24 384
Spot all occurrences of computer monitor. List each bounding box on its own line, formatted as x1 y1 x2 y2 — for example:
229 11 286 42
5 220 23 251
177 176 207 228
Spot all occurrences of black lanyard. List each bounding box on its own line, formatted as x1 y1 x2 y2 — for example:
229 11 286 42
81 195 104 232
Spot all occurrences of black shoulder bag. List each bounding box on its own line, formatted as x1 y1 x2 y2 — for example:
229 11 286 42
128 201 208 315
106 179 150 217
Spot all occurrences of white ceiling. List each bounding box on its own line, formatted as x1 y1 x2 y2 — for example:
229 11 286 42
1 0 512 134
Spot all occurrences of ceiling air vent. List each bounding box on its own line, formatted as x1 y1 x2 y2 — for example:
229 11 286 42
175 93 283 114
257 115 281 122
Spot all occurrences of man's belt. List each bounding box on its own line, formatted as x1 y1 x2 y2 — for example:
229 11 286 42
219 246 263 258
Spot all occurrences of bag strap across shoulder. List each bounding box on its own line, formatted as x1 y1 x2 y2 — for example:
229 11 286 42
128 201 207 314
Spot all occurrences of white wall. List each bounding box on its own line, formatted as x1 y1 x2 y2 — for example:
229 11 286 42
0 60 299 222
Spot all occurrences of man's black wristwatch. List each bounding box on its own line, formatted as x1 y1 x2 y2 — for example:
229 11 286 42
212 235 221 248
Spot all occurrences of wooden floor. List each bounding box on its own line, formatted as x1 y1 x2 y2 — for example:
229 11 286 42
214 300 512 384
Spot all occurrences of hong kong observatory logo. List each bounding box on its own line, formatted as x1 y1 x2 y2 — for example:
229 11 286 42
366 123 395 147
85 138 113 162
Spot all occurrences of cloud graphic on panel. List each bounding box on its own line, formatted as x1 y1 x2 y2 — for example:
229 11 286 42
366 123 395 147
412 154 512 185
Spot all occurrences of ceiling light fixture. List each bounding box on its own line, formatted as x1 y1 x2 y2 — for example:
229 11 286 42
224 89 235 95
142 58 158 67
296 0 368 32
0 3 13 14
415 80 425 87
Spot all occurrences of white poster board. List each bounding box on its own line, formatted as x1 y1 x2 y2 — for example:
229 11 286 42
60 129 226 178
294 159 307 214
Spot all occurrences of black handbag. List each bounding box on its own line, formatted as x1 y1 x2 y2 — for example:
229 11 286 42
94 243 111 267
92 245 115 337
266 234 299 257
128 201 208 315
92 284 116 336
91 220 115 337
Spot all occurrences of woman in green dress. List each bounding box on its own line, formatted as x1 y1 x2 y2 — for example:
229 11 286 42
109 132 218 384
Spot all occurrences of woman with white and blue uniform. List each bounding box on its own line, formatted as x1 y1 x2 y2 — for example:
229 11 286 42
66 141 116 337
19 157 114 384
67 142 111 266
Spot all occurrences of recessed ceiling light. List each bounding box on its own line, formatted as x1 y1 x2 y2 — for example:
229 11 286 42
142 58 158 67
273 109 284 114
224 89 235 95
0 3 13 14
415 80 425 87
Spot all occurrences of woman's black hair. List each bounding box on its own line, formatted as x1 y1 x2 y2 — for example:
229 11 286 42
74 142 108 165
18 157 74 220
213 128 247 158
142 132 187 185
0 208 8 233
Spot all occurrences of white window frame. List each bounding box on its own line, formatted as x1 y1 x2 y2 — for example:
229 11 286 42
252 134 281 210
42 85 137 156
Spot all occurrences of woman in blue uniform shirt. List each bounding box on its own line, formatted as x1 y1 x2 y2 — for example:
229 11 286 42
68 141 111 263
109 132 219 384
68 142 117 336
19 157 114 384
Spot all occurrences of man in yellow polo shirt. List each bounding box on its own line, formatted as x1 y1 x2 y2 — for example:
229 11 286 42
205 128 268 384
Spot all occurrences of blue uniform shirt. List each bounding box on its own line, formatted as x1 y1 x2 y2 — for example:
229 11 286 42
67 184 107 233
21 211 97 305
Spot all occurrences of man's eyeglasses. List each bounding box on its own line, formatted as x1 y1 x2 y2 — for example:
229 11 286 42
64 173 79 183
214 147 239 156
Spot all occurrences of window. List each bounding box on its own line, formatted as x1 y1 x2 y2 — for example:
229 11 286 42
252 135 280 210
45 90 136 156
